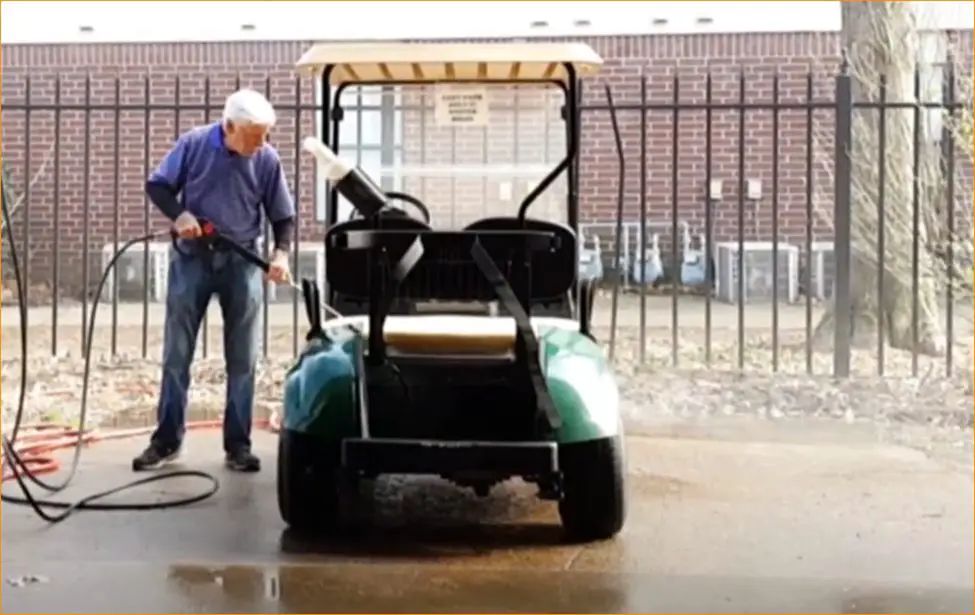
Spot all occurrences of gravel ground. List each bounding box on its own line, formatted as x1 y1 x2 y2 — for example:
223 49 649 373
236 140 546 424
3 295 972 469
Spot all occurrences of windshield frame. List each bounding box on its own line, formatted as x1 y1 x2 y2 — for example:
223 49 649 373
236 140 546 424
317 65 581 232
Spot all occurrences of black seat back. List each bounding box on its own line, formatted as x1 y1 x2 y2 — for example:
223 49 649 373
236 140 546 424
324 216 575 305
325 215 431 307
463 217 577 305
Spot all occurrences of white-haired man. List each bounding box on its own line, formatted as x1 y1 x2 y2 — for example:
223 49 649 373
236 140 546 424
134 89 295 473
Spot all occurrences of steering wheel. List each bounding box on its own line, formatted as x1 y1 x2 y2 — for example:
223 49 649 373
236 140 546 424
347 191 432 224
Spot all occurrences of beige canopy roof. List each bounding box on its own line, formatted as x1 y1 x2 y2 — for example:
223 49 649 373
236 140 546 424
295 42 603 85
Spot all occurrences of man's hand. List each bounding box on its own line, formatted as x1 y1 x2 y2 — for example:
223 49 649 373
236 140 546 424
173 211 203 239
267 250 292 285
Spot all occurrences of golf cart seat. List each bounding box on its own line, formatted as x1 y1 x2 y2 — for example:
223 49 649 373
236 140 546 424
463 217 577 303
325 217 574 306
324 215 432 315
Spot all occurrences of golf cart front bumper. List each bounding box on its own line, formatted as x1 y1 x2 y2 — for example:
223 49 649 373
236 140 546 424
341 437 559 476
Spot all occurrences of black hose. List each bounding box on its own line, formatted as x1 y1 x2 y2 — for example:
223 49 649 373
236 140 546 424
1 181 219 523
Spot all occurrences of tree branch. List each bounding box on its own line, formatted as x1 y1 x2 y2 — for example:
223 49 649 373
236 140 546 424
1 142 58 232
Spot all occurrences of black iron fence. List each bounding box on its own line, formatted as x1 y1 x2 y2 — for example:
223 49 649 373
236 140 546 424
1 64 970 379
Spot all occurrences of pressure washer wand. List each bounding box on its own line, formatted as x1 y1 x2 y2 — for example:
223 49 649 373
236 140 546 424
174 224 344 319
169 224 298 293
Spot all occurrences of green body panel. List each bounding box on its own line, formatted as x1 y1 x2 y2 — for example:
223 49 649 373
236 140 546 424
282 321 620 444
540 327 622 444
281 330 361 435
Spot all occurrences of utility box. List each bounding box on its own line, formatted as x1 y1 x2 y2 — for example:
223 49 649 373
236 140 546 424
101 241 170 303
715 241 799 304
808 240 835 301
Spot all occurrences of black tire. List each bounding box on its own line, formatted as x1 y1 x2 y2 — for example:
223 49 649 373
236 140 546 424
276 430 341 533
558 434 626 542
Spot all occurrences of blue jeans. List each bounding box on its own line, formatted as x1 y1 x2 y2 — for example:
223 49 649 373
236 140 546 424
151 244 263 453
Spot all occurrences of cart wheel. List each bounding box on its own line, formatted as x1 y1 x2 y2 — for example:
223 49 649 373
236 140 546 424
558 434 626 542
277 430 341 533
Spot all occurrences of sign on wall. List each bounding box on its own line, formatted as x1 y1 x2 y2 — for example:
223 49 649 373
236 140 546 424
433 86 489 127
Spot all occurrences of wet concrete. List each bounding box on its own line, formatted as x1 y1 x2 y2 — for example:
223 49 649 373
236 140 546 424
3 424 973 613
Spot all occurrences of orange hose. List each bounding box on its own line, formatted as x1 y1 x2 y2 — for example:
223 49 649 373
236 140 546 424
2 411 281 483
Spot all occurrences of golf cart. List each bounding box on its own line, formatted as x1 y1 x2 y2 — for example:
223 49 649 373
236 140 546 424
279 41 625 542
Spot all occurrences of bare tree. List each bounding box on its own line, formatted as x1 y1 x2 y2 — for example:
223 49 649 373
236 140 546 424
813 1 973 357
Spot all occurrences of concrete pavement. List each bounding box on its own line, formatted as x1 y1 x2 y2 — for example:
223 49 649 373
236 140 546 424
2 421 972 613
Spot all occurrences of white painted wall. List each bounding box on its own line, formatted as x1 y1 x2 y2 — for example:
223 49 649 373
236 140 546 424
2 1 971 45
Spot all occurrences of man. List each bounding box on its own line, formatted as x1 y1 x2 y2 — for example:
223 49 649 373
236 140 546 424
133 89 295 473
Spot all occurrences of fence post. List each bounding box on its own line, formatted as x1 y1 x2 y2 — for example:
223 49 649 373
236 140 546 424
832 62 854 378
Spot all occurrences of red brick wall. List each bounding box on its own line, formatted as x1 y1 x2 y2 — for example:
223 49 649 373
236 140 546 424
1 32 971 295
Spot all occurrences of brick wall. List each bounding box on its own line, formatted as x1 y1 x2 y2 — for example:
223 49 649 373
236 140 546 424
1 32 971 295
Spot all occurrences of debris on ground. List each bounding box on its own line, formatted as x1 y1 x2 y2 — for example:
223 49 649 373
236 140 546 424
5 575 49 588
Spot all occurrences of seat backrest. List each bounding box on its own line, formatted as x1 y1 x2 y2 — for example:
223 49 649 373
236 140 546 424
463 217 576 301
325 215 432 302
324 216 575 304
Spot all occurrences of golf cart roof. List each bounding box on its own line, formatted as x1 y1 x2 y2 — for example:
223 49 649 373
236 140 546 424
295 42 603 85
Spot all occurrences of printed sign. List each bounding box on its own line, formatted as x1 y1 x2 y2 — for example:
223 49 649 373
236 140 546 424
434 86 489 127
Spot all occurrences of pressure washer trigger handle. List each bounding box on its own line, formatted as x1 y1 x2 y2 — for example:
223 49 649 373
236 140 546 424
170 217 217 257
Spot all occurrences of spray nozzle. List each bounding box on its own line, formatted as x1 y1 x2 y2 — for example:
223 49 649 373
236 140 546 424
302 137 352 182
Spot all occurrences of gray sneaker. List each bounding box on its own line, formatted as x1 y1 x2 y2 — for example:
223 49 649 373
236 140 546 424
225 448 261 473
132 443 181 472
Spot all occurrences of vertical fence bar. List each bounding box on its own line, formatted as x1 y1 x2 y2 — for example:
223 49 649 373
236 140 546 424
606 85 625 362
262 76 272 358
638 70 648 365
909 67 922 377
942 57 956 377
141 76 151 358
832 65 854 379
670 74 680 367
736 71 746 371
292 77 303 357
201 77 211 359
876 75 888 375
51 76 62 356
704 73 714 368
21 76 31 335
111 77 121 356
804 72 815 374
770 74 780 372
81 75 92 356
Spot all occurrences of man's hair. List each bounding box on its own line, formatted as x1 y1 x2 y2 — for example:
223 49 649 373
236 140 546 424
222 89 276 127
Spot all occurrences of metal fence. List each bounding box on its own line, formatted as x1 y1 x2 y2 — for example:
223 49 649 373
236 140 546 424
1 63 970 379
